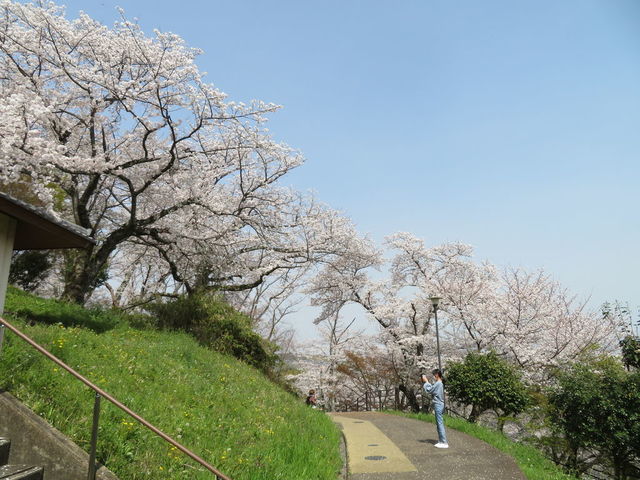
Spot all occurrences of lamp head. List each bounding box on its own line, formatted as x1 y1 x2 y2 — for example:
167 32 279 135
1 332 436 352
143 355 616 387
429 296 442 308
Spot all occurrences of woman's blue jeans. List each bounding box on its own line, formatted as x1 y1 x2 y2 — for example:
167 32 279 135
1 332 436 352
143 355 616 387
433 402 447 444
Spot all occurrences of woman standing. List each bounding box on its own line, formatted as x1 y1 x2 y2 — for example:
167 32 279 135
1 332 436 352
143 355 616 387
421 369 448 448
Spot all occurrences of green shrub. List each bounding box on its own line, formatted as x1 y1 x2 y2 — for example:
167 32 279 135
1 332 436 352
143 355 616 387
146 293 276 372
548 357 640 479
620 335 640 370
9 250 53 291
446 351 530 426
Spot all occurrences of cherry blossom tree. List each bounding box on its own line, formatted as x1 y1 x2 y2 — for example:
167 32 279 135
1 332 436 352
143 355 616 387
315 314 364 411
291 315 387 412
223 266 309 359
0 1 359 305
385 234 623 379
308 231 624 399
98 242 177 309
487 268 622 377
307 233 435 411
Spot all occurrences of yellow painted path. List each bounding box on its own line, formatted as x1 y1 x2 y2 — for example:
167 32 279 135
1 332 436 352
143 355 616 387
330 414 417 474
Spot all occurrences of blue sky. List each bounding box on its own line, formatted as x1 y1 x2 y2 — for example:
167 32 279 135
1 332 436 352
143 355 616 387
58 1 640 336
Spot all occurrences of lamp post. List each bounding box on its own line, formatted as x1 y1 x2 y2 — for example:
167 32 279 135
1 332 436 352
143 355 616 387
429 295 446 412
429 296 443 374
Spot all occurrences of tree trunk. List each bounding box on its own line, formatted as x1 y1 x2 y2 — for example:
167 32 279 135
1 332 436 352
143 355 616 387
61 278 89 304
398 384 420 413
495 410 506 432
468 404 482 423
61 247 105 304
612 454 628 480
565 444 579 475
61 250 88 304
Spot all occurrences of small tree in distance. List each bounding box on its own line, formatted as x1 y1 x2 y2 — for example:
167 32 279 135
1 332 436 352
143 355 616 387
446 351 530 428
620 336 640 370
603 301 640 371
9 250 53 291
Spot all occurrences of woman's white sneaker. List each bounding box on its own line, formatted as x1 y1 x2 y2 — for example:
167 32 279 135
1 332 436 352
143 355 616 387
434 443 449 448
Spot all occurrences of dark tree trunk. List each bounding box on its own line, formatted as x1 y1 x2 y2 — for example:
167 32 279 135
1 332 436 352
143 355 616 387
496 417 505 432
60 221 134 304
61 244 110 305
61 280 88 304
398 384 421 413
564 443 581 477
61 252 95 304
468 404 483 423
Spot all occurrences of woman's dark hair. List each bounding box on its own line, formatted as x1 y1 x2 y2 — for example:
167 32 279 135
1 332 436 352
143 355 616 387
431 368 443 378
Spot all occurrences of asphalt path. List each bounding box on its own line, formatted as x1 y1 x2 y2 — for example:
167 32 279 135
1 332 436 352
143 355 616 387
330 412 526 480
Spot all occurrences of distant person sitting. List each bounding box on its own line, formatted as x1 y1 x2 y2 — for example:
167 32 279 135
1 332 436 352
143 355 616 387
421 369 448 448
305 389 317 408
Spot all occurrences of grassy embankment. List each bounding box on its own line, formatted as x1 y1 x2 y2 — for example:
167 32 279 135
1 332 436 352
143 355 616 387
391 411 576 480
0 287 341 480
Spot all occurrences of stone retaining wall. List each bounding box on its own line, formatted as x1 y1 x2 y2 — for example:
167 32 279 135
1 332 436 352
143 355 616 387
0 390 118 480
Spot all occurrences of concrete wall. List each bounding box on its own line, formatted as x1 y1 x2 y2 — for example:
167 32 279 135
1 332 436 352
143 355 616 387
0 390 119 480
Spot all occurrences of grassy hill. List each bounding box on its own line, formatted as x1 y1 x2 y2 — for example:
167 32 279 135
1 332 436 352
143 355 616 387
0 287 341 479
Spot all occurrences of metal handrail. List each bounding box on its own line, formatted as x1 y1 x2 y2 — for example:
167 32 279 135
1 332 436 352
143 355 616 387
0 317 232 480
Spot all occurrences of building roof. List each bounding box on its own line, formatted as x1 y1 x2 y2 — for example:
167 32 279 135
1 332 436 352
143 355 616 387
0 192 95 250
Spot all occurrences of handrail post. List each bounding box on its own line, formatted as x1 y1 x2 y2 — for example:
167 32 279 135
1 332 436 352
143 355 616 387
87 392 101 480
0 324 5 355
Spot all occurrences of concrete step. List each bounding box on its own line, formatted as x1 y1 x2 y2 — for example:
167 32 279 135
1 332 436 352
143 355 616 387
0 438 9 466
0 465 44 480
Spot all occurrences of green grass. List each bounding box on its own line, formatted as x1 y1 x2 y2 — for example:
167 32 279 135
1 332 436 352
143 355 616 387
390 411 576 480
4 286 125 333
0 287 341 479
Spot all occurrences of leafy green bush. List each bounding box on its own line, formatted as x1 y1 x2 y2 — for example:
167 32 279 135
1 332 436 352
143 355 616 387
8 250 53 291
146 293 276 372
4 286 123 333
446 351 530 426
620 335 640 370
548 357 640 479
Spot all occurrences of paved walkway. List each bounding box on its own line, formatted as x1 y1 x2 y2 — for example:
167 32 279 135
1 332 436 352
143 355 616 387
330 412 526 480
